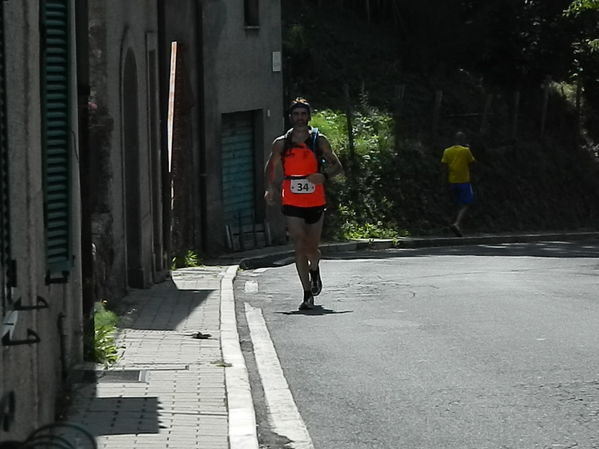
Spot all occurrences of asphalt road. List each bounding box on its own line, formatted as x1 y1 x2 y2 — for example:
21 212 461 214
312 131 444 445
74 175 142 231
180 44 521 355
235 240 599 449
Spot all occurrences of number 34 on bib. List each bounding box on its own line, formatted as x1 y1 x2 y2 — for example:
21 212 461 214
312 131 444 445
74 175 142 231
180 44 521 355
290 178 316 194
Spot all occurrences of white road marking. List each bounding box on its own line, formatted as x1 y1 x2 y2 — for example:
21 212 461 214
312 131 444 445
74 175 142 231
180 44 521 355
244 303 314 449
244 280 259 293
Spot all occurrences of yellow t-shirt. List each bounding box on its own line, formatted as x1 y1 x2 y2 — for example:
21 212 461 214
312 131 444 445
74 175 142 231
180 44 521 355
441 145 475 183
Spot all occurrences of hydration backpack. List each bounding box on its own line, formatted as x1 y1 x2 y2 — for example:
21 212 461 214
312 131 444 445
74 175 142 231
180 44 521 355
282 127 325 172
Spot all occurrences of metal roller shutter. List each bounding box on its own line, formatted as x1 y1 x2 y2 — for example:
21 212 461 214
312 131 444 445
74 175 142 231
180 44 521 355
221 112 255 227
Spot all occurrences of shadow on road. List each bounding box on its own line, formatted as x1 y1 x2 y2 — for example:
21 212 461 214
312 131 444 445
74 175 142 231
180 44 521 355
327 240 599 261
277 305 353 316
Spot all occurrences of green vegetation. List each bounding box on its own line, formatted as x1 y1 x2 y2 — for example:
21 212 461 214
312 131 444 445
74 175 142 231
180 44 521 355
312 108 409 240
284 1 599 238
565 0 599 18
340 218 403 240
93 301 119 366
284 1 597 104
171 250 202 270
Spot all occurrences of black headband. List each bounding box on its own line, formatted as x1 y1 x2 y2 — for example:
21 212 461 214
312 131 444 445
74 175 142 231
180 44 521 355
289 102 311 114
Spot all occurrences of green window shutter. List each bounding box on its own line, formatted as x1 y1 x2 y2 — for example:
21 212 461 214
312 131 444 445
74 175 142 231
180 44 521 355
41 0 71 276
0 1 11 313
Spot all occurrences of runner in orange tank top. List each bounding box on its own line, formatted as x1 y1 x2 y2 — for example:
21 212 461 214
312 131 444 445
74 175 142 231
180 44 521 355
264 98 343 310
281 140 326 208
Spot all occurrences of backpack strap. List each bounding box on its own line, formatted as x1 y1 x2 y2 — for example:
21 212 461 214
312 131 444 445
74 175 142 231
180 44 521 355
310 128 325 172
281 129 293 171
310 127 319 153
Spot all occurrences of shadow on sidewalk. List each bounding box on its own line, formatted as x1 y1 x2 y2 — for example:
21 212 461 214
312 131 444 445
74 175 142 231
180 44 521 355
116 271 222 331
69 396 161 436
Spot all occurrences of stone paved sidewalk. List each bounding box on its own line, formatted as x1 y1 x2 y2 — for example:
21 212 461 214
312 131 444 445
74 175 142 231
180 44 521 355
65 267 233 449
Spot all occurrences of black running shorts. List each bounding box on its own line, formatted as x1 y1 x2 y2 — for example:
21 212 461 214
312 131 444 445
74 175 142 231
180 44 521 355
282 205 325 224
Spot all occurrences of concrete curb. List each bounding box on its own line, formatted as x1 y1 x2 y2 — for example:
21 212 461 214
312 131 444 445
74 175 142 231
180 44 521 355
220 265 260 449
393 231 599 248
236 231 599 269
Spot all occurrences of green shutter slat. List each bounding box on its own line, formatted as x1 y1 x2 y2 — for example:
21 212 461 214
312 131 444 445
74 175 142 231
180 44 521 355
47 132 67 139
47 161 68 168
42 0 71 272
46 225 67 234
47 232 67 242
47 150 67 156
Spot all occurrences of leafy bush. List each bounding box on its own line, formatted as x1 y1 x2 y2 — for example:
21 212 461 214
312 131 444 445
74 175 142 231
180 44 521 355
171 250 202 270
341 220 402 240
310 85 599 239
94 301 119 366
312 106 414 240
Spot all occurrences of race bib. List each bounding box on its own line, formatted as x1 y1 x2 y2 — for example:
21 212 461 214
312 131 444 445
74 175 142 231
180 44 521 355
290 178 316 194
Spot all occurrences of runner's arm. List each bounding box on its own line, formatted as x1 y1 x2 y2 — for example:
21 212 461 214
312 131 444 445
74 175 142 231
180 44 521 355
307 134 343 184
264 138 284 205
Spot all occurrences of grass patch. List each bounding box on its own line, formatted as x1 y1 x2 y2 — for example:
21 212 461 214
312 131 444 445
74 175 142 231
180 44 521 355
171 250 202 270
94 301 119 367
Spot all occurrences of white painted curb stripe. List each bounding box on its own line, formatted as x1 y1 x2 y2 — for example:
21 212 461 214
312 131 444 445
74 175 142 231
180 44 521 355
221 265 259 449
245 303 315 449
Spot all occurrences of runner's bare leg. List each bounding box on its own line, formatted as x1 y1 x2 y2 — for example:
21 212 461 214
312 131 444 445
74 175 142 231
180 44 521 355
286 216 311 292
305 214 324 270
454 204 469 229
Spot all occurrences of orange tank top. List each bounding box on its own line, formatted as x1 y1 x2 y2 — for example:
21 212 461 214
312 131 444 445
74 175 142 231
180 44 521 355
281 142 326 207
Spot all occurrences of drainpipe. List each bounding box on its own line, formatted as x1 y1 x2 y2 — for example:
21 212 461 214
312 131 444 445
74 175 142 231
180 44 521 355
194 0 208 253
157 0 172 264
57 313 67 380
75 0 94 359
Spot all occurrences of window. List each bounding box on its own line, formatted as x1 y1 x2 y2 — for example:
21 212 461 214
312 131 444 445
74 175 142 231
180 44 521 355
41 0 72 278
244 0 260 28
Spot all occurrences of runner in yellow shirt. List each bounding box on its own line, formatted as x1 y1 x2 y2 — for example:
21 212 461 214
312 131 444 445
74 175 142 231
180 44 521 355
441 131 475 237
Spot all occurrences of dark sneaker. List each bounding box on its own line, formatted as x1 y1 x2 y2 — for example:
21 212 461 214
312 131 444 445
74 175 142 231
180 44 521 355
310 269 322 296
299 292 315 310
299 299 314 310
449 224 463 237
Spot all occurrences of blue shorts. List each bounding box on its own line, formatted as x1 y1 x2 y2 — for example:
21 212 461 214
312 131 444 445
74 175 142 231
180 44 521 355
449 183 474 205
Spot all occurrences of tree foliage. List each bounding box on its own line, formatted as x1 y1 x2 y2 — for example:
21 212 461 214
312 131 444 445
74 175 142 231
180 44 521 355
286 1 591 93
565 0 599 15
282 1 599 237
